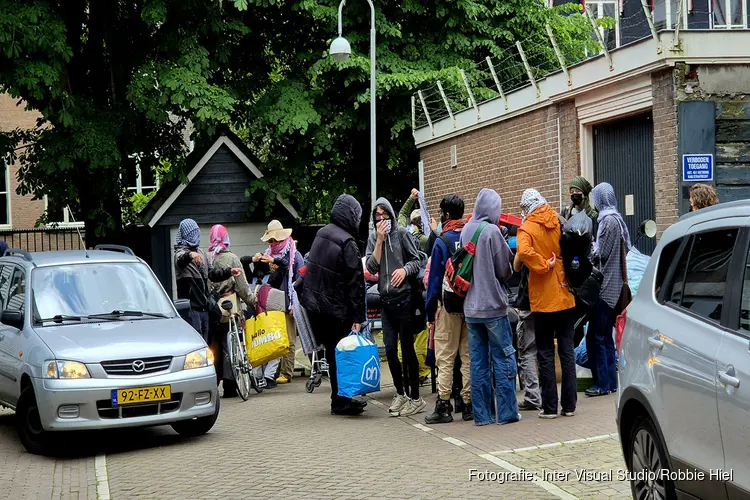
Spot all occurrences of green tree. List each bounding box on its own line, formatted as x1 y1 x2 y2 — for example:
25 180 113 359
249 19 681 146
236 0 600 221
0 0 261 243
0 0 600 238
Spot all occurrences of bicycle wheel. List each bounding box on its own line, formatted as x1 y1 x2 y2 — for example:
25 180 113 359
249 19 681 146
227 319 251 401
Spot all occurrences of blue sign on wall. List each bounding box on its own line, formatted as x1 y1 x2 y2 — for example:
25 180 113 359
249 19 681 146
682 154 714 182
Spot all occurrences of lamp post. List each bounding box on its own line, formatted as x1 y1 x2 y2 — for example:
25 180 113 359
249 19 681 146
330 0 376 210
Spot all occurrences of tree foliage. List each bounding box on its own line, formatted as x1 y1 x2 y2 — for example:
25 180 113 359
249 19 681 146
0 0 600 236
236 0 601 221
0 0 265 242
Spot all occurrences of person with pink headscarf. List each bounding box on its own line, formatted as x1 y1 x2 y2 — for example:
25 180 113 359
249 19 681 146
208 224 252 398
242 220 304 386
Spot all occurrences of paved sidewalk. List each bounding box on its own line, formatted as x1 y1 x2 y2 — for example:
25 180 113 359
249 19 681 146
0 362 633 499
0 408 98 500
371 371 630 500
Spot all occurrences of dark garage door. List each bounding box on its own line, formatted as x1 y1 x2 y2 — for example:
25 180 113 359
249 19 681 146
594 112 656 255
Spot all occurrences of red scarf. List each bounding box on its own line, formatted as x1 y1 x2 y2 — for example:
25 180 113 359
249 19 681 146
441 218 467 234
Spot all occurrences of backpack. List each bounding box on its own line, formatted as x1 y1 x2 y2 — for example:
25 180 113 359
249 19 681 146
441 221 488 314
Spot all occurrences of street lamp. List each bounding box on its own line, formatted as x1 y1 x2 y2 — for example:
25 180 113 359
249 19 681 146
330 0 377 210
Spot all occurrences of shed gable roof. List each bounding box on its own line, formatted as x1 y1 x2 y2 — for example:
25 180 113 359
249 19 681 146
141 133 299 227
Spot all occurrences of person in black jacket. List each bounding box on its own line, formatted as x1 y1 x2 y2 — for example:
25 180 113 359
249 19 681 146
300 194 367 416
173 218 241 341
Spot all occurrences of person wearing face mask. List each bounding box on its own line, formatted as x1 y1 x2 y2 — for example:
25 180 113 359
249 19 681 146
366 197 425 417
561 176 598 346
562 177 598 228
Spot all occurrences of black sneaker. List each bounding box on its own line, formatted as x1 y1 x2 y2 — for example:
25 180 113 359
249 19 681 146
331 404 365 416
453 395 464 414
461 401 474 422
425 399 453 424
518 401 541 411
351 398 368 409
265 378 278 389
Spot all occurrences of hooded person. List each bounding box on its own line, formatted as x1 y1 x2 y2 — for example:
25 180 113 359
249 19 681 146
517 189 577 420
300 194 368 416
586 182 631 397
562 176 598 225
366 197 425 417
174 218 240 341
458 189 518 426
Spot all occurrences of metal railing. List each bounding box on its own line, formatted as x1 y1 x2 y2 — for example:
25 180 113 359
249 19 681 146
0 228 86 252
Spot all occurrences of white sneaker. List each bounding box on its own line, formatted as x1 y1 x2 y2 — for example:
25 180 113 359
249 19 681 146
389 394 409 415
399 397 427 417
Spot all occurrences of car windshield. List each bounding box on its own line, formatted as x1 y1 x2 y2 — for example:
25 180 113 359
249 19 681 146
32 262 176 321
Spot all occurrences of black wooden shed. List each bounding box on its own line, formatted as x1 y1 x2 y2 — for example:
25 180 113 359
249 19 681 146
140 131 299 296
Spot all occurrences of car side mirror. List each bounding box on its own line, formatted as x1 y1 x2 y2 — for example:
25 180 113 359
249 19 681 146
1 310 24 329
174 299 190 313
640 220 657 239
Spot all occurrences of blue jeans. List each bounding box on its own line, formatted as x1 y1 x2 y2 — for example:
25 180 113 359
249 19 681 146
466 316 519 425
588 299 617 392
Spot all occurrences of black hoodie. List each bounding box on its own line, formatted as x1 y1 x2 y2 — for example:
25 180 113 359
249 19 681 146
300 195 366 325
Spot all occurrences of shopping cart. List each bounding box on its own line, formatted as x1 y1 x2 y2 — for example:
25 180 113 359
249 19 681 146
305 349 329 393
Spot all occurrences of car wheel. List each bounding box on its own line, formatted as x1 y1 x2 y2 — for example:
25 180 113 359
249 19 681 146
628 415 677 500
16 387 51 455
171 396 220 438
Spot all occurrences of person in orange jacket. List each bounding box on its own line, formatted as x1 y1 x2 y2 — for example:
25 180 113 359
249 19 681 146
516 189 577 420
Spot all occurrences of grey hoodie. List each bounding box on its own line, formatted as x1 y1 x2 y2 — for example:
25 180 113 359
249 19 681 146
365 197 421 302
460 189 513 319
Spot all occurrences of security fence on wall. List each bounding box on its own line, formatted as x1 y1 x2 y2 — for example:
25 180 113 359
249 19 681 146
411 0 728 132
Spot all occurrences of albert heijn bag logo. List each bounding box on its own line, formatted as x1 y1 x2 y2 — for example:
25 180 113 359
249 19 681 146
361 355 380 388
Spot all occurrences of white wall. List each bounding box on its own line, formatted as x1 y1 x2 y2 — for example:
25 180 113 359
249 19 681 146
169 222 268 298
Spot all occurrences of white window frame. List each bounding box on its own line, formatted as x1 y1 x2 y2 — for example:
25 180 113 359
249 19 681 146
0 162 11 229
665 0 690 28
587 0 622 49
43 195 84 228
126 165 160 195
711 0 749 28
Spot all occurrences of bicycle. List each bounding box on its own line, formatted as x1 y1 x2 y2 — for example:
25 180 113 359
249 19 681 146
221 300 263 401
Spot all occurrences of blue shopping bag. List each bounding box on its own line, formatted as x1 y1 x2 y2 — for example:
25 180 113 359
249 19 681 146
335 331 381 399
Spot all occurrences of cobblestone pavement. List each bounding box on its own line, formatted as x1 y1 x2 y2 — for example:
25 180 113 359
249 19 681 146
0 408 98 500
0 364 634 499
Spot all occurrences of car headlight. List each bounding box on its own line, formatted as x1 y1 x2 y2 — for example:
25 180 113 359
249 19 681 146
184 348 214 370
44 360 91 379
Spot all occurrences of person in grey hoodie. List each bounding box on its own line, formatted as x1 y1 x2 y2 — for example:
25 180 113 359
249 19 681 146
366 197 426 417
460 189 519 426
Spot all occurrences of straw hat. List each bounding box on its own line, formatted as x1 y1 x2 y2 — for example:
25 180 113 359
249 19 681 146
261 220 293 242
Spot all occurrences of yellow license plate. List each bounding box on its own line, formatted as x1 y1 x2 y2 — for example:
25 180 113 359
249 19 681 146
111 385 171 406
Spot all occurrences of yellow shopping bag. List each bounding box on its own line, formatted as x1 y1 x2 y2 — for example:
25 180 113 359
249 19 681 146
245 311 290 367
397 328 431 379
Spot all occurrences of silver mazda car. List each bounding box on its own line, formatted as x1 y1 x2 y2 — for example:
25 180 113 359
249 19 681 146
0 245 220 454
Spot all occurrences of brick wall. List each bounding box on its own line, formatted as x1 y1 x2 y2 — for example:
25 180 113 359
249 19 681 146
0 92 46 229
420 104 566 219
558 100 581 189
651 69 680 236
